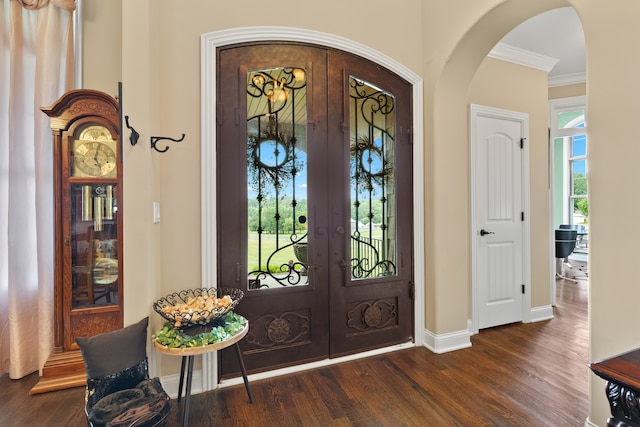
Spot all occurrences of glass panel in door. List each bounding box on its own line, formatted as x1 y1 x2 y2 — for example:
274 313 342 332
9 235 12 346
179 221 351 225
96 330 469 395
246 67 309 289
349 77 397 280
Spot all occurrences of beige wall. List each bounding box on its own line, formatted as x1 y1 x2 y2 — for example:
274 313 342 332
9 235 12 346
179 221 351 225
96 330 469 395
549 82 586 99
578 1 640 424
82 1 121 92
81 0 640 424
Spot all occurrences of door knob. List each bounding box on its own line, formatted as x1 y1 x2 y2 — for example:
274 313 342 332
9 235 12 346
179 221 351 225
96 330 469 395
480 229 495 236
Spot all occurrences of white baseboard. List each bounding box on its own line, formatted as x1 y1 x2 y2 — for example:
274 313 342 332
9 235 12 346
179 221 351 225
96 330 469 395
530 304 554 322
157 369 203 399
420 305 552 355
423 327 472 354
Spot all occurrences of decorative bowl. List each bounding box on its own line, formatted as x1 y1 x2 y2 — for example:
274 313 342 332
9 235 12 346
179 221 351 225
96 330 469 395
153 287 243 328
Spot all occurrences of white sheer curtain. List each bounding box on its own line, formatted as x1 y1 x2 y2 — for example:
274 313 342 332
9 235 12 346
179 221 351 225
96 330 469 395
0 0 75 379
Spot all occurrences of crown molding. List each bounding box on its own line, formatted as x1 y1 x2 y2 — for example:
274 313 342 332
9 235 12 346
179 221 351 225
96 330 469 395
489 42 559 73
548 72 587 87
488 42 586 87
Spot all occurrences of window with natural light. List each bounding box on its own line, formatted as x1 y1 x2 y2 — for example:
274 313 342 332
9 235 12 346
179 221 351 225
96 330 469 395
550 98 588 255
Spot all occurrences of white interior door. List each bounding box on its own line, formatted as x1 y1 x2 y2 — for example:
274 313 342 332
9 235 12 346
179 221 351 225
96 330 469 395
471 105 528 330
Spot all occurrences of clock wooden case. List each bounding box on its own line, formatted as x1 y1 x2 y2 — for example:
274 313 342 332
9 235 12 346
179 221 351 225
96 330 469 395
31 89 124 394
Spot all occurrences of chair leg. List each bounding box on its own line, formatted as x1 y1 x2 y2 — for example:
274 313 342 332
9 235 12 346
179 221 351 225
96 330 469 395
555 258 578 283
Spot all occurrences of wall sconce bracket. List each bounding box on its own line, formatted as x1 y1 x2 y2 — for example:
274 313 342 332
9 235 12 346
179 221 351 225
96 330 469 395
124 115 139 146
151 133 186 153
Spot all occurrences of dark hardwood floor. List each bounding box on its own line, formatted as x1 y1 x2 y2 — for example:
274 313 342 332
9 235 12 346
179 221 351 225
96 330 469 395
0 276 588 426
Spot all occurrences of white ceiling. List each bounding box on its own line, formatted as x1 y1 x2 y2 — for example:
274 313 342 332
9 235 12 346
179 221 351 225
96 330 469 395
497 7 585 85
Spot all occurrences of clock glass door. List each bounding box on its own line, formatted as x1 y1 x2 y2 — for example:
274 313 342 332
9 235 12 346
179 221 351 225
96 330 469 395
68 123 119 309
70 183 119 308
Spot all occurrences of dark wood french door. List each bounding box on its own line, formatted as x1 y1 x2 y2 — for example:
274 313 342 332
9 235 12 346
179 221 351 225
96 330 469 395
217 43 414 378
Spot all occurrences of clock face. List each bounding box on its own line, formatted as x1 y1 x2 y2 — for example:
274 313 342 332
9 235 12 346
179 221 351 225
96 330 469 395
72 125 118 178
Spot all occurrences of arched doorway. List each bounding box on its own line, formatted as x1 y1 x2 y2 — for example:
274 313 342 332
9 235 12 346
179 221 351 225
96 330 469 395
201 29 424 385
428 0 571 348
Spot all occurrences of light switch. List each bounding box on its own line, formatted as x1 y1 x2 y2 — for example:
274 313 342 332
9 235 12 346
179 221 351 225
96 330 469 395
153 202 161 223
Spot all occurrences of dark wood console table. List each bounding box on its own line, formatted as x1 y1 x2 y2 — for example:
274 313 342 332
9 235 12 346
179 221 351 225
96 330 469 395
590 348 640 426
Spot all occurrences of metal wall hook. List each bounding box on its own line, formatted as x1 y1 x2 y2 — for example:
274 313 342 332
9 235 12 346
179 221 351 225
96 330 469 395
150 133 186 153
124 115 139 146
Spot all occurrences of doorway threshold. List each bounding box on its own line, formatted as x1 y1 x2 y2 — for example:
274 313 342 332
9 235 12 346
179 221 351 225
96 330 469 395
218 341 416 389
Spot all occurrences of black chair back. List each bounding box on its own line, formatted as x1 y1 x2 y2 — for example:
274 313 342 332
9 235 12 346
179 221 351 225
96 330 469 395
559 224 586 234
555 229 578 258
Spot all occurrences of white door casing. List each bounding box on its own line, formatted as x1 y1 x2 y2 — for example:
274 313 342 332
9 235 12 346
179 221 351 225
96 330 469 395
471 104 530 332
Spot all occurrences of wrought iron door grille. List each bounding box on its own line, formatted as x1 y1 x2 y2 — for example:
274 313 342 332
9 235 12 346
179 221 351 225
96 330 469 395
349 77 397 279
244 69 398 289
246 67 309 289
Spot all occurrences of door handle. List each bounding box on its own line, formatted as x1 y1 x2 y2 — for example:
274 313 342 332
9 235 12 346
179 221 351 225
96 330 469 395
480 229 495 236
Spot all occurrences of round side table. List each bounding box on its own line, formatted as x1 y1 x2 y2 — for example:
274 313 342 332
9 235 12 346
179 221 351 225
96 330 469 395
154 319 253 427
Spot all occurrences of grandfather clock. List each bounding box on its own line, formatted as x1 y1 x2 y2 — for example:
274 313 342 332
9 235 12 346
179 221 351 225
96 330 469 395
31 89 124 394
